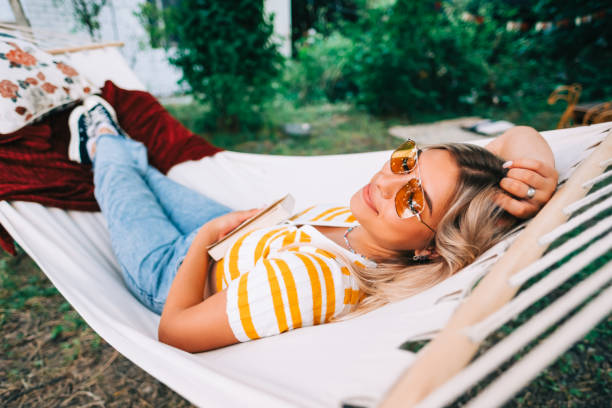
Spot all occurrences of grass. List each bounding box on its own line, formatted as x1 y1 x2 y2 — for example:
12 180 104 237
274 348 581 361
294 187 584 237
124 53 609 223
166 100 402 155
0 250 192 407
165 94 566 154
1 98 607 407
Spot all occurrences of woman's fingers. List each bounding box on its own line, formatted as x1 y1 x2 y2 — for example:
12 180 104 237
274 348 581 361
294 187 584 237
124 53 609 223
224 208 261 229
497 158 559 219
210 208 262 241
494 192 539 219
504 158 558 179
500 159 558 209
505 167 549 190
233 208 261 224
499 177 542 202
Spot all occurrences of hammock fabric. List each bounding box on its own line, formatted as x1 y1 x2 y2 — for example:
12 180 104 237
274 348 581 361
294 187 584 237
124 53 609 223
1 121 607 407
0 80 222 255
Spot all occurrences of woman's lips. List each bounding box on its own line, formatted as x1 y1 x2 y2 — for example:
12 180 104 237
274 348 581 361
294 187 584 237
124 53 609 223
363 183 378 214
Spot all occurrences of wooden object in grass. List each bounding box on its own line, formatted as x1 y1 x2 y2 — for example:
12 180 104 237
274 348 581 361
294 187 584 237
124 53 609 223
547 84 582 129
379 131 612 407
580 101 612 125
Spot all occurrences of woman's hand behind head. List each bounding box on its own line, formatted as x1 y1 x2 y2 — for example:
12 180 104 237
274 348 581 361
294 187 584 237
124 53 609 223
485 126 558 219
496 158 559 219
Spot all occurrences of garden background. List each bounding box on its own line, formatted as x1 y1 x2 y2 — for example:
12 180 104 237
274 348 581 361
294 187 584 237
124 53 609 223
1 0 610 406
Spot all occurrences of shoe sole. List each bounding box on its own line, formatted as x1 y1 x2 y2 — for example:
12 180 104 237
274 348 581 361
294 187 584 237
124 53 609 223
68 105 87 163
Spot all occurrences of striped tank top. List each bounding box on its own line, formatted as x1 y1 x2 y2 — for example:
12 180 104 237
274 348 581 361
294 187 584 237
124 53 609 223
217 204 374 342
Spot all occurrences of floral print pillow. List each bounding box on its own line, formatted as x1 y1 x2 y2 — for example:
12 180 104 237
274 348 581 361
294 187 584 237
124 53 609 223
0 34 99 134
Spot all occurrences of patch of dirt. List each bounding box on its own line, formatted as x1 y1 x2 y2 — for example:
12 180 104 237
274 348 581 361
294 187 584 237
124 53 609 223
330 114 350 126
0 250 193 407
388 116 488 144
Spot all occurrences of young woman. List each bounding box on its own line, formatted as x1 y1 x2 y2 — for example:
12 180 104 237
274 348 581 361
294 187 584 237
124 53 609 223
68 96 558 352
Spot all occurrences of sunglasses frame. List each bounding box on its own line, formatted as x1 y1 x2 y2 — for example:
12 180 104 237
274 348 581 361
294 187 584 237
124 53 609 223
390 140 437 234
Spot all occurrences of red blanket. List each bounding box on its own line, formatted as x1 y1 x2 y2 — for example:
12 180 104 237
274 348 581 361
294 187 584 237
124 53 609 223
0 80 222 255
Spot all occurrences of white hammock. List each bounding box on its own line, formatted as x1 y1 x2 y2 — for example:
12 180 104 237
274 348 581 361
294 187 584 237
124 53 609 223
1 40 611 407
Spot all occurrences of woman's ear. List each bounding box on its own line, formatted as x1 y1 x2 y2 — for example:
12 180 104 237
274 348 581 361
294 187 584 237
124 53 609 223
414 247 440 260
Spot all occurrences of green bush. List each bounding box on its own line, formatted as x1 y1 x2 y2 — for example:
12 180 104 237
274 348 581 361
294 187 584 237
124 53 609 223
337 0 612 119
484 0 612 102
141 0 284 131
282 31 357 105
346 1 510 116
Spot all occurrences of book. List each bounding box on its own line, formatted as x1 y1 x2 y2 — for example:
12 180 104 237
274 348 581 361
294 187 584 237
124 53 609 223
207 194 295 261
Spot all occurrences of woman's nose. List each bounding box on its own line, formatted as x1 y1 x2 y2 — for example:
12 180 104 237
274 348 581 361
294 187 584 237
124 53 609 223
375 162 413 198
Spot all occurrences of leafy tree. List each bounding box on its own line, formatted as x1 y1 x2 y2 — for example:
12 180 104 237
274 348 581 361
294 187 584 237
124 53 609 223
139 0 283 131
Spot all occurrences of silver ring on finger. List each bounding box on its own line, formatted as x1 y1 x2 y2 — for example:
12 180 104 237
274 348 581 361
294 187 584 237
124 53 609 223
526 186 536 199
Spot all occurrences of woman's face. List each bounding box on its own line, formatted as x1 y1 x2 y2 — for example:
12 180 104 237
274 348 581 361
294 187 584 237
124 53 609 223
350 148 461 252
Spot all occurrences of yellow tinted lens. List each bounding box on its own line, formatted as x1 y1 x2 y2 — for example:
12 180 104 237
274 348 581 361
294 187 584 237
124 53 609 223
390 140 417 174
395 178 424 218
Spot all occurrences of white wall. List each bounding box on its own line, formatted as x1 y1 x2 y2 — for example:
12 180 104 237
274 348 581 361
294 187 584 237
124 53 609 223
0 0 16 22
265 0 292 57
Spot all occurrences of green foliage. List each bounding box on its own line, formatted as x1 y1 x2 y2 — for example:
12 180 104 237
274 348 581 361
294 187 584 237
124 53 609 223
476 0 612 101
135 1 169 49
50 324 64 340
150 0 284 131
345 1 505 115
515 0 610 101
0 251 58 312
284 0 610 119
136 0 609 125
290 0 363 48
164 99 399 154
283 31 357 105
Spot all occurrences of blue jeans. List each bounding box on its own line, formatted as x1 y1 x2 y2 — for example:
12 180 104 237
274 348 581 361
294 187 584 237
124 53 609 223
93 134 231 314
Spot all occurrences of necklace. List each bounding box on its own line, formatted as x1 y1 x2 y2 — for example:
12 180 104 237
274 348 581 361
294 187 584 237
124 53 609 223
343 226 369 260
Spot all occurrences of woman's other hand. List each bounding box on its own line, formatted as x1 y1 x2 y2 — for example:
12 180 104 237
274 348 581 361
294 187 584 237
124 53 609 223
496 158 558 219
486 126 558 219
159 207 261 353
202 208 261 243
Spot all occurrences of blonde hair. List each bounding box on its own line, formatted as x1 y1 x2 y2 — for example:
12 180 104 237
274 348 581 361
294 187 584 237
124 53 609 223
332 143 512 318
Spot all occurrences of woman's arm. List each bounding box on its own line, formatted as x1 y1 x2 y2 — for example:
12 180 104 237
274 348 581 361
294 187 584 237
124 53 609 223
485 126 558 219
158 209 259 352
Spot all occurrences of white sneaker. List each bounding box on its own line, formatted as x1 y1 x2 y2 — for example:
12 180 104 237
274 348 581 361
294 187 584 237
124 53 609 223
83 95 127 138
67 105 93 165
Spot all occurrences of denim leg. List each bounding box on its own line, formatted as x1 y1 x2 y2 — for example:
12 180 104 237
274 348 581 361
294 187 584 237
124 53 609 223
142 165 232 235
93 134 194 314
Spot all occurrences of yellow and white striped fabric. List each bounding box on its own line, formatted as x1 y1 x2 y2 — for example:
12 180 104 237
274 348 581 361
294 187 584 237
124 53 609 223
220 205 372 342
288 203 359 227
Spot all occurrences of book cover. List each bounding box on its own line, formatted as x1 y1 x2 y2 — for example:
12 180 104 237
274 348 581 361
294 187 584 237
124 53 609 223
207 194 295 261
